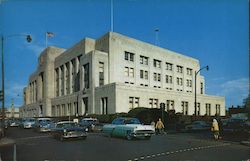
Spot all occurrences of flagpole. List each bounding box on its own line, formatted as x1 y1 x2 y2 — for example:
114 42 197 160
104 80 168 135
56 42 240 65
111 0 113 32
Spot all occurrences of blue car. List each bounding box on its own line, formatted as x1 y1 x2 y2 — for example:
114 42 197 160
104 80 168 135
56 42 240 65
51 121 87 141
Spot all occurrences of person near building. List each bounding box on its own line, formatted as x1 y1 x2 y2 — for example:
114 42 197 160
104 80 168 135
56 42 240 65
155 118 165 135
211 118 220 140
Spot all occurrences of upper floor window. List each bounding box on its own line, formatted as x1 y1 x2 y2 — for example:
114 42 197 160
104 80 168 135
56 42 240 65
187 68 193 75
99 62 104 86
177 65 183 73
125 67 134 77
140 55 149 65
177 77 183 86
166 62 173 71
166 75 173 84
186 79 192 87
124 51 135 62
200 82 204 94
153 73 161 82
153 59 161 68
140 70 149 80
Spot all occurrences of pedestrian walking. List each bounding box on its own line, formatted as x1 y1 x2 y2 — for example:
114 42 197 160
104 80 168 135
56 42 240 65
211 119 220 140
155 118 165 135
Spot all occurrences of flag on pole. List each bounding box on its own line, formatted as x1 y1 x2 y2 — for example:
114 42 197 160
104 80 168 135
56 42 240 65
46 32 55 37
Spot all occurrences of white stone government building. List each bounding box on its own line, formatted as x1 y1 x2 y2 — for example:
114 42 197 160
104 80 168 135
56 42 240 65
20 32 225 118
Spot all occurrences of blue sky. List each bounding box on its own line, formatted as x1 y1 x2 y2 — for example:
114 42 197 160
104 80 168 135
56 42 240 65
0 0 249 108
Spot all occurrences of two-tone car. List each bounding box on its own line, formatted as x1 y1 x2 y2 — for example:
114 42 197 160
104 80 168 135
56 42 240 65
34 118 55 132
51 121 87 141
102 117 155 140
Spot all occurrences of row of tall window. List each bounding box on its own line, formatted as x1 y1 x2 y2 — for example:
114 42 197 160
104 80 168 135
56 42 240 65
128 96 221 116
125 51 193 75
55 56 81 97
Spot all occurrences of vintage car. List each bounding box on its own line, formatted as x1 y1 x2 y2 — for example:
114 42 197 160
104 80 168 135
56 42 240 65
22 118 36 129
102 117 155 140
185 121 210 131
34 118 55 132
79 118 101 132
51 121 87 141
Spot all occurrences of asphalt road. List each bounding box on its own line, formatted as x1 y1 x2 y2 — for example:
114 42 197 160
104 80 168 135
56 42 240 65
1 128 249 161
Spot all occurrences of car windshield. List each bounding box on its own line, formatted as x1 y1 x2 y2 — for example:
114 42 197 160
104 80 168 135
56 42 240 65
124 118 141 124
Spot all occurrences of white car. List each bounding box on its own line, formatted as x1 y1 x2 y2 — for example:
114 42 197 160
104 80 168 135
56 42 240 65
22 118 36 129
103 117 155 140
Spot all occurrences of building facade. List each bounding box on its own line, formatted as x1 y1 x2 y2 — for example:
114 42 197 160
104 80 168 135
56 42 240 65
20 32 225 117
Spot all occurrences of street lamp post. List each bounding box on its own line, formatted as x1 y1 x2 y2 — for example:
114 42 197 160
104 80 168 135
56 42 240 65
1 34 32 135
194 65 209 116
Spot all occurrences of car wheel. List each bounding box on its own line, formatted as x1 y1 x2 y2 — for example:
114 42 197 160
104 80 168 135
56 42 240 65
126 131 133 140
60 135 64 142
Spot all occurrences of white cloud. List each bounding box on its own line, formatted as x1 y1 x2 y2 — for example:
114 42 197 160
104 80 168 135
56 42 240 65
217 78 249 106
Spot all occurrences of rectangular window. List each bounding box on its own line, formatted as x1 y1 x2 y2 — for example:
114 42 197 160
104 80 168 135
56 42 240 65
129 68 134 77
181 101 189 115
125 67 129 76
177 65 183 73
201 82 204 94
166 100 174 111
71 59 75 92
145 71 148 80
99 62 104 86
157 73 161 82
66 62 70 94
186 79 192 87
187 68 193 75
216 104 220 115
55 69 59 97
140 70 143 79
101 97 108 114
124 51 134 62
129 97 140 110
206 103 211 116
166 75 173 84
140 55 149 65
166 62 173 71
153 73 157 81
83 63 89 89
153 59 161 68
177 77 183 85
149 99 153 108
60 66 64 95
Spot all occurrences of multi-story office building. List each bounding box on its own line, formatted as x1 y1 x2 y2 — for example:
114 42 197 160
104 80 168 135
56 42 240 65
20 32 225 117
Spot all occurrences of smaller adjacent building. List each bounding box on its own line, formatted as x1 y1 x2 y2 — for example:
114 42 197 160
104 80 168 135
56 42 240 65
5 107 20 118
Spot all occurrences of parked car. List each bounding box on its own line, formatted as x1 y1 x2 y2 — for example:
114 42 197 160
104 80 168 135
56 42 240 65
22 118 36 129
185 121 210 131
79 118 101 132
9 119 21 127
34 118 55 132
223 118 247 132
51 121 87 141
102 117 155 140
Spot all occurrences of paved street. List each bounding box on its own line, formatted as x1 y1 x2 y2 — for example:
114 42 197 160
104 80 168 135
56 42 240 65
1 128 249 161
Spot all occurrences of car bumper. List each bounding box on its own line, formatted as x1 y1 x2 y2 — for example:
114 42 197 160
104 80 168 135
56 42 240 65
62 132 87 139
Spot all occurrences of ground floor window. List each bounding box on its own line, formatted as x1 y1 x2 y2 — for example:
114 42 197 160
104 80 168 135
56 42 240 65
166 100 174 111
206 103 211 116
181 101 188 115
82 97 88 115
216 104 220 115
101 97 108 114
